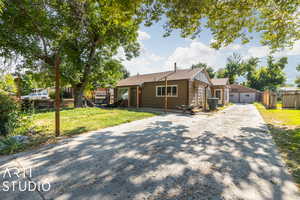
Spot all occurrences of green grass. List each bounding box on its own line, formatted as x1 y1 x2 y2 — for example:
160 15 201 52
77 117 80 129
33 107 156 136
254 103 300 189
1 108 156 155
254 103 300 126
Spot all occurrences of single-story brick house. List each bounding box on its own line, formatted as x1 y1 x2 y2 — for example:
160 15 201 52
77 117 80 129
229 84 262 103
115 67 229 109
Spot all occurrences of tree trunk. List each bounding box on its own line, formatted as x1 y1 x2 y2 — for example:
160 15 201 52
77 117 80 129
73 84 85 108
73 37 99 108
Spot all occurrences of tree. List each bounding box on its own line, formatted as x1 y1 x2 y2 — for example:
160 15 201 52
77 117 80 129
191 62 215 78
247 56 287 91
0 1 142 135
55 1 141 107
121 67 130 79
223 53 244 84
0 74 17 93
295 78 300 88
192 62 208 69
216 68 226 78
243 57 260 81
144 0 300 50
206 67 216 79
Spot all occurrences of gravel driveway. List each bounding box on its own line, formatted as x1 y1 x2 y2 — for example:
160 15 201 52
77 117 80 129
0 104 299 200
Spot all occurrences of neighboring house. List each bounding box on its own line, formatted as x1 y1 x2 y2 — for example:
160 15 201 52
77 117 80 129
115 67 228 109
93 88 114 105
211 78 230 105
229 84 262 103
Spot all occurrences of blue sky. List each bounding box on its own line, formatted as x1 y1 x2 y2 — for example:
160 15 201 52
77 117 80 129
118 20 300 84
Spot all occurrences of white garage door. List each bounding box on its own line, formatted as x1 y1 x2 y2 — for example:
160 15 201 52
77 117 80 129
229 93 239 103
240 93 255 103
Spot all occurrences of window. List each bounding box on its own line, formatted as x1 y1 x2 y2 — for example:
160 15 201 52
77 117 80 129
156 85 177 97
117 88 128 101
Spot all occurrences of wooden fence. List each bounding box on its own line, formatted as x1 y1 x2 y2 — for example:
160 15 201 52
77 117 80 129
262 90 277 109
282 91 300 109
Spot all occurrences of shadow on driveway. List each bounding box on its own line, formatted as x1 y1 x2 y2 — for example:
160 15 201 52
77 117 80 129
1 113 299 199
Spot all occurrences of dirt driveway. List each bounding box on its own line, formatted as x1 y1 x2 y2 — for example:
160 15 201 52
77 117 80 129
0 104 299 200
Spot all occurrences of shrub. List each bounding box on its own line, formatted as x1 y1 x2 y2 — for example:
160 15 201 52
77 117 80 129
49 90 64 99
49 90 55 99
0 137 25 155
0 91 32 136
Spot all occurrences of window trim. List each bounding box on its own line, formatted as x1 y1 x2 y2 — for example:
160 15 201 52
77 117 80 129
156 85 178 97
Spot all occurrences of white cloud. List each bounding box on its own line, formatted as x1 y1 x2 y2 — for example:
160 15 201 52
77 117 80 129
165 41 220 69
138 31 151 41
122 50 164 75
276 40 300 56
247 46 270 58
115 30 166 75
247 40 300 58
222 44 242 51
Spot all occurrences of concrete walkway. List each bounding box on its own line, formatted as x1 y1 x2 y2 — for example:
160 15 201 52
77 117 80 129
0 104 299 200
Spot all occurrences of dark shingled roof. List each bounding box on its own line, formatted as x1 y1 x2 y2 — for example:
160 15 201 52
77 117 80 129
117 68 203 86
211 78 229 86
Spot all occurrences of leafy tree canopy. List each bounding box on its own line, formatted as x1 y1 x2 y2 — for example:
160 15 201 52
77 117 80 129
0 0 141 107
144 0 300 50
0 74 17 93
1 0 299 107
216 68 226 79
191 62 215 78
246 56 287 91
222 53 244 84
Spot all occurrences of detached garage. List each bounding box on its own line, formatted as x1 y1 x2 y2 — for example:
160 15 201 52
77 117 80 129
229 84 261 103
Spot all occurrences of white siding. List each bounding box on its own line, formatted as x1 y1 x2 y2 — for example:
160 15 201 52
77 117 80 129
193 71 210 85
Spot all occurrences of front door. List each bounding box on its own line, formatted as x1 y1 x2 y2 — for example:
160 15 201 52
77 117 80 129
214 89 222 104
130 88 137 107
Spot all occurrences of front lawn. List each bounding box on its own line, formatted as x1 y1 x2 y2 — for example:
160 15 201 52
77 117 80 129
255 103 300 126
255 103 300 189
1 108 157 155
33 108 156 136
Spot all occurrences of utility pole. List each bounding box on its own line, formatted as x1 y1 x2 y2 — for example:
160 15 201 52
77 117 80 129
55 55 61 137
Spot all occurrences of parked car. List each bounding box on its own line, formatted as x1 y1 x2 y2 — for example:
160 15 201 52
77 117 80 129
21 91 49 100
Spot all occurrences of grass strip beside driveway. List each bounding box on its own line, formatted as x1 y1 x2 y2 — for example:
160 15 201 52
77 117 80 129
255 103 300 189
1 108 157 155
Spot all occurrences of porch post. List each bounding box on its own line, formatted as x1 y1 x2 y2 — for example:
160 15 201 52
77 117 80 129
128 87 130 107
204 86 207 111
223 88 225 105
165 77 168 113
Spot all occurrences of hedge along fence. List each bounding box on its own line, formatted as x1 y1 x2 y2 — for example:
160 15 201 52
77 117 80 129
282 91 300 109
262 90 277 109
